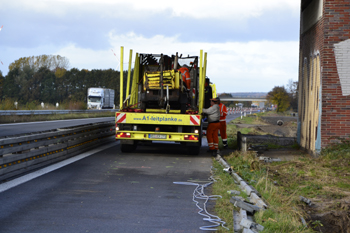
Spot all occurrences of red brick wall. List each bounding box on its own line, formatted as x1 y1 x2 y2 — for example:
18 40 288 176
321 1 350 147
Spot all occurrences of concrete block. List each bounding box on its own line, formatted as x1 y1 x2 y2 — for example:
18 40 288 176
250 192 268 209
232 173 243 183
240 218 264 232
230 196 261 214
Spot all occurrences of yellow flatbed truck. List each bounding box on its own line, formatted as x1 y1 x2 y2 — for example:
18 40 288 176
115 47 212 155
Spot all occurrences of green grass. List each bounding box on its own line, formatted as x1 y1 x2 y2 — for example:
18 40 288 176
212 111 350 232
212 151 313 233
211 146 350 231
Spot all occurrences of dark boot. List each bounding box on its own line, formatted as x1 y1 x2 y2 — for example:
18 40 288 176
212 150 217 157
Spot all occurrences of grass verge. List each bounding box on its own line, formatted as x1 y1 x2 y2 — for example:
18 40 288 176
211 111 350 232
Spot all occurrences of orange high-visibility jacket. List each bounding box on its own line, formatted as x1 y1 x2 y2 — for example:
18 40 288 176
178 67 191 89
219 103 227 121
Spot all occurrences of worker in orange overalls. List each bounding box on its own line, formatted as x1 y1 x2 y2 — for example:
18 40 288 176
178 65 191 90
217 97 228 149
203 98 221 156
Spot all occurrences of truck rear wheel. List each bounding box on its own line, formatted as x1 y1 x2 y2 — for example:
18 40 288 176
121 144 137 153
187 145 200 155
141 102 146 111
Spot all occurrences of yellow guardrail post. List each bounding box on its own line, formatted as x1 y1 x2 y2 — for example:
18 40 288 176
204 52 207 81
211 84 217 98
130 53 139 106
198 50 204 114
126 49 133 106
120 46 124 110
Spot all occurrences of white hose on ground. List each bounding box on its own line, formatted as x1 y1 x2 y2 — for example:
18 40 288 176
173 168 229 231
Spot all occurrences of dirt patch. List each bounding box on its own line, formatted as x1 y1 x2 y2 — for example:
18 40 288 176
257 124 297 137
235 116 298 138
232 116 350 232
266 158 350 232
306 208 350 233
263 152 350 232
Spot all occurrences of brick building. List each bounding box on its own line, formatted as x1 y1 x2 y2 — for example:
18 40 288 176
298 0 350 155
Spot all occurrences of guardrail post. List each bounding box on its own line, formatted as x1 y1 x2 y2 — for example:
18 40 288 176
242 136 247 152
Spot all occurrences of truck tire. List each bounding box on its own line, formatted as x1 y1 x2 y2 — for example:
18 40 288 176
180 103 186 114
141 102 146 111
187 145 200 155
121 144 137 153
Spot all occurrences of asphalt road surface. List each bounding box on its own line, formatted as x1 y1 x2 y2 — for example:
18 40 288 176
0 141 219 233
0 112 256 232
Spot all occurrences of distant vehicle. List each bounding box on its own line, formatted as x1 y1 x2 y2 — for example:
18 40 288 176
87 88 115 109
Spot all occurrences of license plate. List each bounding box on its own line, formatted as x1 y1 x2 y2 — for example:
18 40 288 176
149 134 167 139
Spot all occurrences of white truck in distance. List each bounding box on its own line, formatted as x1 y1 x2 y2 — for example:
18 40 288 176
87 88 115 109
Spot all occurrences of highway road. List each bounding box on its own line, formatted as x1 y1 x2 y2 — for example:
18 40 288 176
0 112 253 232
0 141 217 233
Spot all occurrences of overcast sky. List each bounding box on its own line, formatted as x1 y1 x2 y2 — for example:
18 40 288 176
0 0 300 93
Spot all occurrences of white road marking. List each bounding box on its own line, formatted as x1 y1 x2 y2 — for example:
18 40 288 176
0 141 119 193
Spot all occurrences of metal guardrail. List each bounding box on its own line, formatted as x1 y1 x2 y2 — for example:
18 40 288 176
0 121 116 182
0 109 119 116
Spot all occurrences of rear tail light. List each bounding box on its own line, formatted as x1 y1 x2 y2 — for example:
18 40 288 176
184 135 198 141
116 132 131 138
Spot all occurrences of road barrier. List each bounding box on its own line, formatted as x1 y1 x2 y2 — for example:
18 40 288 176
215 154 267 232
0 121 115 182
0 109 119 116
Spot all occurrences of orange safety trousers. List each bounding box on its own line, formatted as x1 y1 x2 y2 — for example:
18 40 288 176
207 122 220 150
220 121 227 140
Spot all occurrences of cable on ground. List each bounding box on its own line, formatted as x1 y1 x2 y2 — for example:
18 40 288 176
173 167 229 231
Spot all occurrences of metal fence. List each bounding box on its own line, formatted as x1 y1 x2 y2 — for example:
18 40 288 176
0 121 116 182
0 110 119 116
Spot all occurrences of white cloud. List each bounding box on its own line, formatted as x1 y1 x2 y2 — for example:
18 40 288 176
55 43 116 70
2 0 300 19
55 32 299 93
0 1 300 93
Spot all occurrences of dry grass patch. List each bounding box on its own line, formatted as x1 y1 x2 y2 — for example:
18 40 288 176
212 146 350 232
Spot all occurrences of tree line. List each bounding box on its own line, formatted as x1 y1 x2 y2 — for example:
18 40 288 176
1 55 298 112
0 55 128 109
